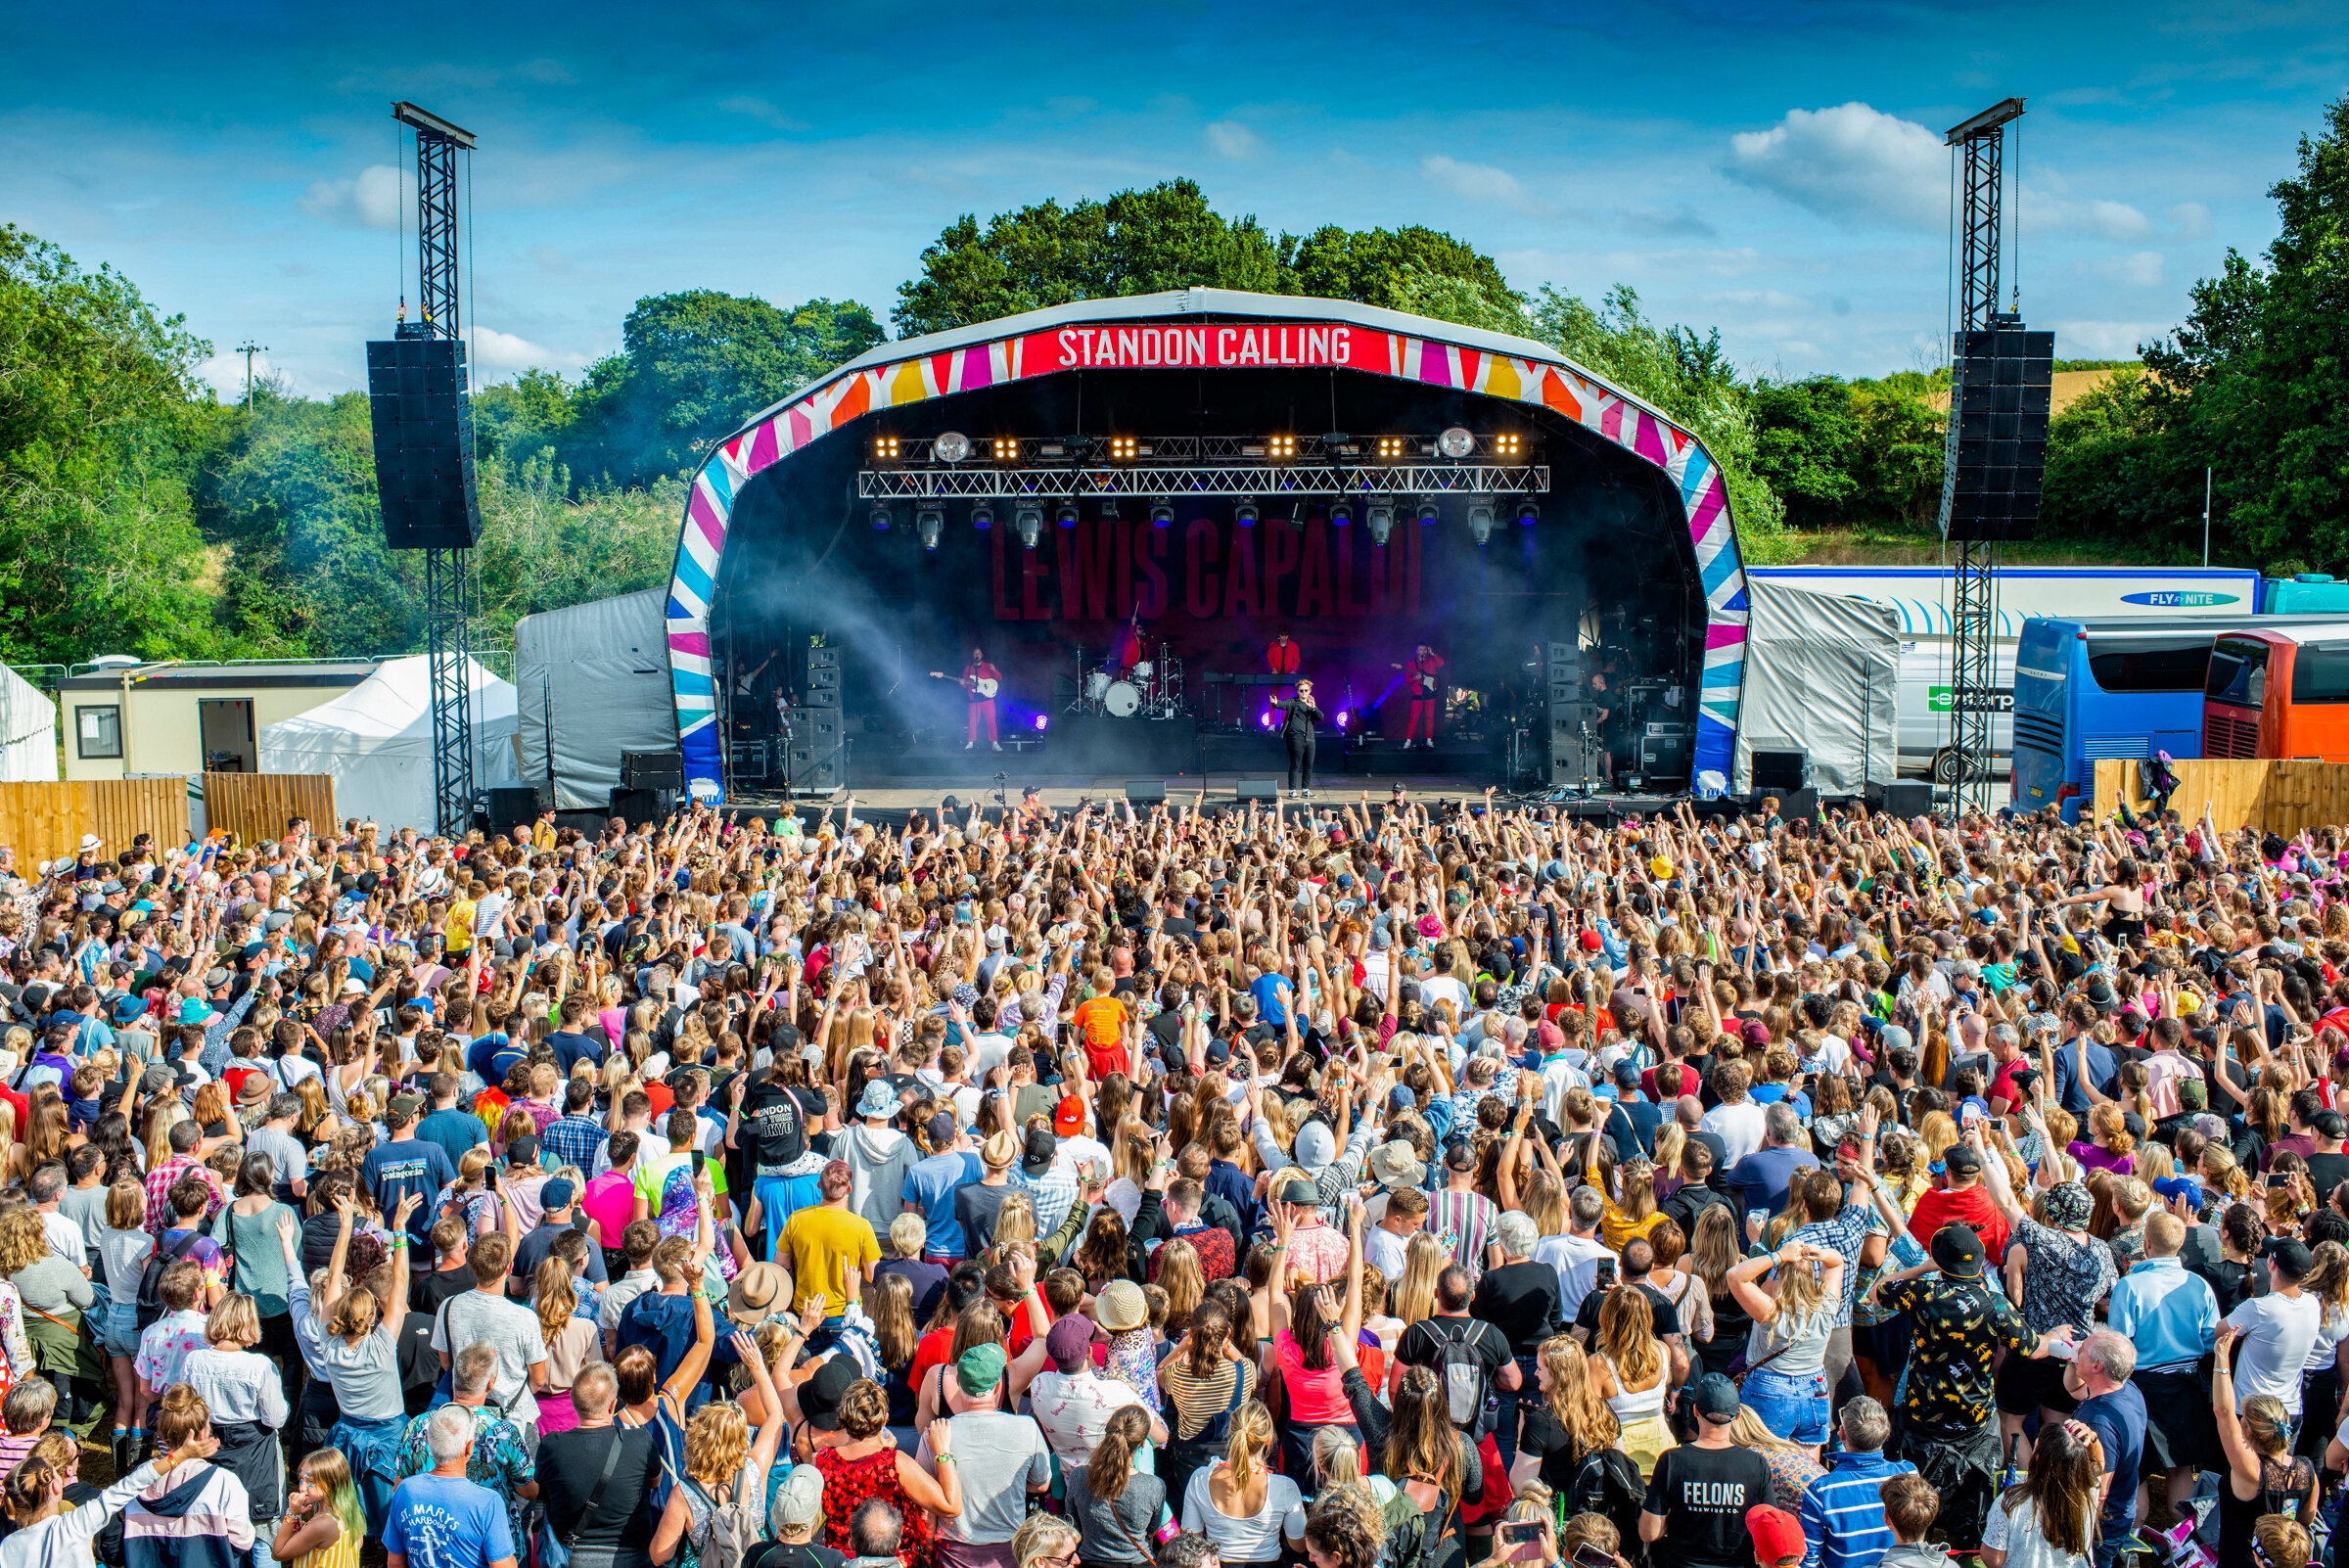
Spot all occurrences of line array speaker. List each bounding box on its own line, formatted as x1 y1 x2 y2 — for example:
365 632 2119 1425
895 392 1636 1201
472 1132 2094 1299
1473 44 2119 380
366 335 482 549
1941 319 2054 543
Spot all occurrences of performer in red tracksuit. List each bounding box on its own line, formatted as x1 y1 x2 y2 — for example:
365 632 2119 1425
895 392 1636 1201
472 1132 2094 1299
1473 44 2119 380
1111 612 1146 675
1266 632 1301 684
931 646 1003 749
1396 643 1446 748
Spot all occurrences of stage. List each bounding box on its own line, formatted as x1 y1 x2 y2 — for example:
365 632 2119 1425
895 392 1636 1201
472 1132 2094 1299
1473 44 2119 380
716 776 1705 825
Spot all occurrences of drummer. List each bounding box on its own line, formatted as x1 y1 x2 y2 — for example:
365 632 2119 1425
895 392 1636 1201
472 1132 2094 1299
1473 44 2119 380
1107 610 1146 677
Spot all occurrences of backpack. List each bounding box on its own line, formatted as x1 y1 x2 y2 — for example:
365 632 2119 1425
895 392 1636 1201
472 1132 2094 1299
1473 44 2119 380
135 1228 206 1331
681 1474 765 1568
1567 1445 1647 1546
1378 1486 1445 1568
1426 1318 1492 1436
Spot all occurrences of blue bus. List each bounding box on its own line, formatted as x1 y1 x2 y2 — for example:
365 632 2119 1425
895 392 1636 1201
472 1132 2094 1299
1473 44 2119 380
2010 615 2276 820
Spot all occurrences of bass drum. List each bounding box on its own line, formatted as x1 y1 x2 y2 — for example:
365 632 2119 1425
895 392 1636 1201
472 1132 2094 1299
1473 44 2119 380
1104 680 1142 717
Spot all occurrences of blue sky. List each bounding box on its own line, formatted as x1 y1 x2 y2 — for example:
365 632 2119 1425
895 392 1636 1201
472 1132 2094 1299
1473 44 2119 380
3 0 2336 401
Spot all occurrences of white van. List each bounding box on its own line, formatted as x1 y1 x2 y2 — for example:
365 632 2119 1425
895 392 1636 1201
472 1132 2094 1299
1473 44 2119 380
1896 641 2014 783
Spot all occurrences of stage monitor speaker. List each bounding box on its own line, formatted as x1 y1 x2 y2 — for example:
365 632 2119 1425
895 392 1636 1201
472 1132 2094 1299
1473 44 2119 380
1125 780 1167 805
366 334 482 549
607 786 670 823
1879 779 1934 818
1234 779 1279 803
1749 746 1809 792
806 646 840 671
1941 319 2053 543
1778 787 1819 821
621 749 685 790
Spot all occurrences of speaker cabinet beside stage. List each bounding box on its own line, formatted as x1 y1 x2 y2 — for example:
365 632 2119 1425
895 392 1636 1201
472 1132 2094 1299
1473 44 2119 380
480 784 545 838
608 786 671 823
1749 745 1809 793
1124 780 1167 805
787 744 842 793
1546 640 1590 785
366 335 482 549
1234 779 1279 803
806 646 840 671
1879 779 1934 818
1942 321 2054 544
621 749 686 791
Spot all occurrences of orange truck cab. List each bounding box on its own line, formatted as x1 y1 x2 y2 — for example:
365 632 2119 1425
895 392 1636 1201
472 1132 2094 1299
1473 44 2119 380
2202 627 2349 760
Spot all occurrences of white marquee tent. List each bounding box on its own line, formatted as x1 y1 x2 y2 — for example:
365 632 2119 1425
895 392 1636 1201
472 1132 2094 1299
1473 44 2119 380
259 656 518 830
0 666 56 781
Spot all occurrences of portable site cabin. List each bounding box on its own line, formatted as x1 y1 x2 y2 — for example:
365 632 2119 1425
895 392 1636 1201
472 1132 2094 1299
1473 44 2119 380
58 661 385 782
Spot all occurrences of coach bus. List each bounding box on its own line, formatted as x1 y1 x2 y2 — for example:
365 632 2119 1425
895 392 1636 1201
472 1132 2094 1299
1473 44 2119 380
2010 615 2270 820
2202 623 2349 761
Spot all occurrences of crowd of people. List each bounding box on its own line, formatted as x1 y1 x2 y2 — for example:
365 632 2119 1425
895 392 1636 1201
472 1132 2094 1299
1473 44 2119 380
0 786 2336 1568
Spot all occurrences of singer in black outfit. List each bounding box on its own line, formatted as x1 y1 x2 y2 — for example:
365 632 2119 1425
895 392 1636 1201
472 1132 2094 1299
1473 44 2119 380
1272 678 1323 797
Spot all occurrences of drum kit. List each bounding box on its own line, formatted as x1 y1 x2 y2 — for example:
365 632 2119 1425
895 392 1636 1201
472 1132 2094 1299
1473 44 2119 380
1076 643 1185 719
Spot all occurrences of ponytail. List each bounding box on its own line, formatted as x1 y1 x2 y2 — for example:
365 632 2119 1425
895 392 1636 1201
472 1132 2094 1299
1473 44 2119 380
1225 1400 1273 1490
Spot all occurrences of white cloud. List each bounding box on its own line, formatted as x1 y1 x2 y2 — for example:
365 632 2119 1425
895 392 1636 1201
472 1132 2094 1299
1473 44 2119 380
468 326 584 378
1726 103 1946 229
1205 121 1263 161
2094 251 2166 287
2051 319 2164 357
530 244 573 273
2167 201 2212 240
299 163 405 229
1701 289 1813 310
716 95 808 132
1422 155 1538 212
2084 199 2154 242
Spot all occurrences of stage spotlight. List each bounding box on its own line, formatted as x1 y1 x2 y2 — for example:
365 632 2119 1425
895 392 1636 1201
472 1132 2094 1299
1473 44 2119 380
1259 709 1274 730
1493 433 1522 458
1334 710 1350 731
1467 502 1495 545
1233 500 1259 528
872 435 902 463
1034 714 1048 732
1415 497 1441 527
915 505 944 551
869 503 894 530
1374 436 1407 461
1437 426 1474 459
1150 500 1174 528
1109 434 1137 461
933 431 971 464
1329 499 1354 527
970 500 995 530
1365 503 1395 546
1014 504 1043 549
991 437 1020 461
1267 434 1296 460
1516 498 1540 526
1053 501 1080 530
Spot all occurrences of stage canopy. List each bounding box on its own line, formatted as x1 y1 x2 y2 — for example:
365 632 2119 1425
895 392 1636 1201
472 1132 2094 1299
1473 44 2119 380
663 289 1752 798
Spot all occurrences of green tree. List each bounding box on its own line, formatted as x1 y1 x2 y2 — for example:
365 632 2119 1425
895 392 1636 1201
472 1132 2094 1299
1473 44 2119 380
1844 380 1947 530
470 451 682 647
1279 225 1519 313
562 293 884 488
0 225 236 664
895 179 1293 337
1748 379 1861 529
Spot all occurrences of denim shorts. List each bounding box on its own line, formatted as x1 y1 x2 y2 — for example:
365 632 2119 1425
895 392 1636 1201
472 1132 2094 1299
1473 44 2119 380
1741 1366 1831 1446
104 1300 140 1358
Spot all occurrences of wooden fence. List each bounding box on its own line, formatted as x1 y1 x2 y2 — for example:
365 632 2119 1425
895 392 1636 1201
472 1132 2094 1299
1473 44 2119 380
202 773 336 848
0 779 189 867
2094 759 2349 836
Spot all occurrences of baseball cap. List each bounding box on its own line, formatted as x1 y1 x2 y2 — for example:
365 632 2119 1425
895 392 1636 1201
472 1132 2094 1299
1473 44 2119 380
1277 1177 1321 1207
925 1111 958 1149
1443 1139 1478 1172
540 1177 577 1211
1931 1223 1986 1278
2153 1176 2203 1209
2274 1239 2315 1279
1021 1126 1058 1177
506 1134 540 1167
1054 1096 1085 1137
1045 1314 1097 1371
957 1343 1008 1395
1944 1143 1983 1178
1691 1373 1739 1424
1749 1506 1806 1568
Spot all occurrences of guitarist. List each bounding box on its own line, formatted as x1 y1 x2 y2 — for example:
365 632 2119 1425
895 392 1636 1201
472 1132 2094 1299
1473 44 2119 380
930 646 1003 751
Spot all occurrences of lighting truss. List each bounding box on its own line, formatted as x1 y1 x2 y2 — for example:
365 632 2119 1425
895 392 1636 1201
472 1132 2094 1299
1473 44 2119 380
861 464 1549 499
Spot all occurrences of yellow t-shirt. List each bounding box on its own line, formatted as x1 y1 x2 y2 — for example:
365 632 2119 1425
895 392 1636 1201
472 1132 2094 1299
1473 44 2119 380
1073 994 1126 1047
783 1204 881 1316
445 899 477 955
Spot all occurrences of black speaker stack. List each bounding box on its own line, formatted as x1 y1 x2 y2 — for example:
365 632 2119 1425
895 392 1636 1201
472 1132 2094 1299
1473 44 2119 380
365 332 482 549
480 782 549 838
1941 317 2054 543
1749 746 1809 794
787 646 846 793
1546 642 1595 789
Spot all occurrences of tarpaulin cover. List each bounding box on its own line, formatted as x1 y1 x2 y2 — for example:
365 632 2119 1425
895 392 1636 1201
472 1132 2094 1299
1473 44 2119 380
513 589 673 810
1733 578 1900 797
0 665 56 782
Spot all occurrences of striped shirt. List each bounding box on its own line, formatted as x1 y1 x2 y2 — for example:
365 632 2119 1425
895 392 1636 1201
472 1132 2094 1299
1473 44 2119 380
1798 1450 1916 1568
1427 1187 1498 1279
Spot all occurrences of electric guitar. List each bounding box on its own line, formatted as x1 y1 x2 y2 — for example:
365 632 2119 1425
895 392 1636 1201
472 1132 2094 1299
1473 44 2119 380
931 670 1000 699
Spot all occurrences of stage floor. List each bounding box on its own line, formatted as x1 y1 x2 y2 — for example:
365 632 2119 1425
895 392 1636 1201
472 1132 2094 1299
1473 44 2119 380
720 775 1694 817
